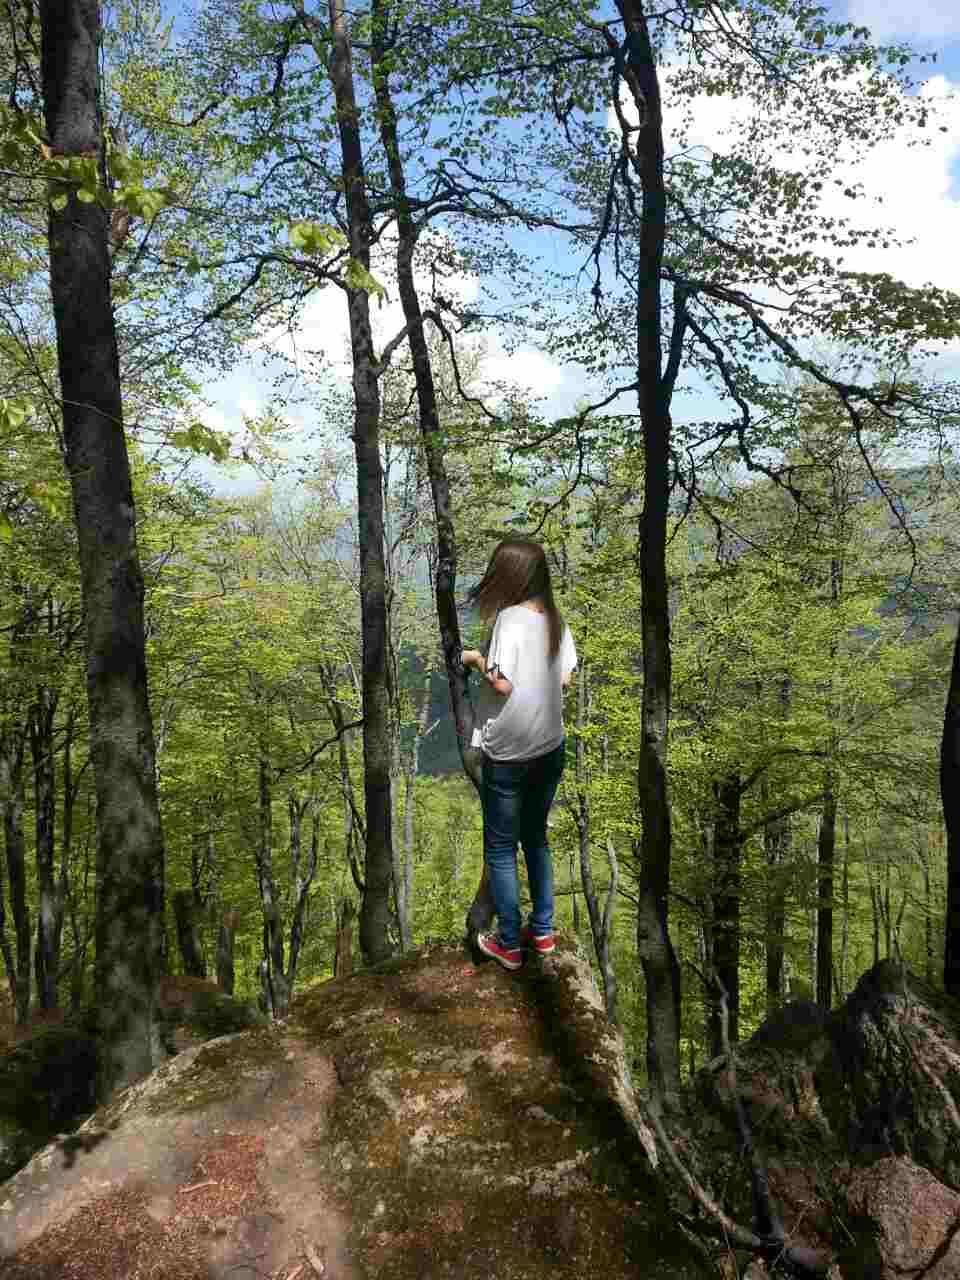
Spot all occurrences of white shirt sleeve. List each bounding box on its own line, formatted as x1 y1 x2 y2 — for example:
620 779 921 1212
560 624 578 683
486 614 521 686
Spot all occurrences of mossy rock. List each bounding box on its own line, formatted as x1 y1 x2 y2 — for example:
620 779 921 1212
0 1024 100 1181
157 987 266 1042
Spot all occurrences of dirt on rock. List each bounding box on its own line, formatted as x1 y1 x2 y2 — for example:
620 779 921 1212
0 940 706 1280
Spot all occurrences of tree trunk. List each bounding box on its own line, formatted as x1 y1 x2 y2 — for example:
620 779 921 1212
335 898 355 977
323 0 394 967
710 774 742 1056
839 812 850 998
172 890 207 978
39 0 165 1096
816 780 837 1009
216 911 238 996
256 746 289 1017
573 663 618 1021
919 836 934 986
942 614 960 995
0 726 30 1024
399 675 431 951
368 15 488 942
31 687 60 1010
615 0 684 1112
869 867 880 967
286 789 320 994
763 807 789 1016
321 664 366 895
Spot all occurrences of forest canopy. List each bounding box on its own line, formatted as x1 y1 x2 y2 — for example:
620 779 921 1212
2 0 960 1124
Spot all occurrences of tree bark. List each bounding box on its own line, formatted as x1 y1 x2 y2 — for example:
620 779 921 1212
172 890 207 978
709 774 742 1056
326 0 394 965
368 14 488 941
572 663 618 1020
335 898 355 977
39 0 166 1096
256 745 290 1017
614 0 683 1111
763 806 789 1016
216 911 238 996
942 614 960 995
30 686 60 1010
286 788 320 993
816 780 837 1009
398 675 431 951
0 725 30 1024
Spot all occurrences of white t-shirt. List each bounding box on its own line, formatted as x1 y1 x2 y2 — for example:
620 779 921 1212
471 605 578 762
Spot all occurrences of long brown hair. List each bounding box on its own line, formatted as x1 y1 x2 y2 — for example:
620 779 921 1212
467 537 564 661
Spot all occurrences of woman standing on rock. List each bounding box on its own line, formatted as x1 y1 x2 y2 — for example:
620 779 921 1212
459 537 578 970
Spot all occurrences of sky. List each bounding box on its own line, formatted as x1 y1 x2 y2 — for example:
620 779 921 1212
188 0 960 497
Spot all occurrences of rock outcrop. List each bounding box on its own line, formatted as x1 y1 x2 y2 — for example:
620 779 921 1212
695 960 960 1278
0 976 265 1184
0 942 705 1280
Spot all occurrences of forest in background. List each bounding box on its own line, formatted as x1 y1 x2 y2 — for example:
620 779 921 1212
2 0 960 1116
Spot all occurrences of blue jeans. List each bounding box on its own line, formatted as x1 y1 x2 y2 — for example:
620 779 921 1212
481 742 566 948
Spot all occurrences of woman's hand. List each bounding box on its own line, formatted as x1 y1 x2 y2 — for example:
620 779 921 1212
461 649 512 696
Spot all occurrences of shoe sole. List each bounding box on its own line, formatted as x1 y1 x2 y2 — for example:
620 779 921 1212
477 936 523 970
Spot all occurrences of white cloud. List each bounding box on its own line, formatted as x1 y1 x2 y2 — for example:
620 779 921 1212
843 0 960 43
609 61 960 316
239 225 585 420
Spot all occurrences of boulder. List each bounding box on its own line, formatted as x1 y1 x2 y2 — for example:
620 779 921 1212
0 941 707 1280
840 1156 960 1279
0 976 265 1185
695 961 960 1278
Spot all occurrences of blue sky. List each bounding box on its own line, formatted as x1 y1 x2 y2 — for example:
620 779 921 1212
183 0 960 496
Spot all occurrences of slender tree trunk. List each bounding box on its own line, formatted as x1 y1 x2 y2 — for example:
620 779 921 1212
335 898 355 977
39 0 165 1095
839 811 850 997
216 911 238 996
286 788 320 992
710 774 742 1056
369 14 488 943
56 705 78 988
256 745 289 1016
763 806 789 1016
816 780 837 1009
321 0 394 967
399 676 431 951
0 726 30 1024
883 854 892 958
942 615 960 995
920 837 934 985
321 664 366 895
615 0 684 1112
869 867 880 967
0 847 14 1014
573 663 618 1020
172 891 206 978
31 687 60 1010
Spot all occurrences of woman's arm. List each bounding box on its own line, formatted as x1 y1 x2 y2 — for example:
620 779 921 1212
460 649 513 697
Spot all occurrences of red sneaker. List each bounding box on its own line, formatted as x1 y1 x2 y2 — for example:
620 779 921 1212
521 926 556 955
477 932 524 971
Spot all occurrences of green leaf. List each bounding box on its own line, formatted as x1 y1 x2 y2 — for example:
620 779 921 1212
344 257 386 298
50 192 69 212
0 512 12 543
76 186 97 203
288 221 347 256
170 421 232 462
0 396 31 430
